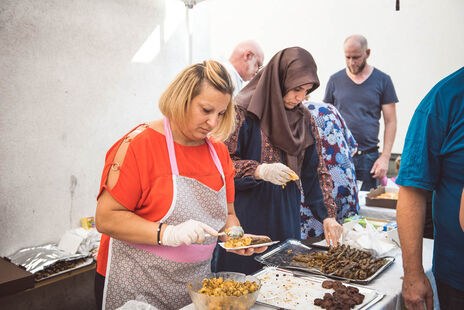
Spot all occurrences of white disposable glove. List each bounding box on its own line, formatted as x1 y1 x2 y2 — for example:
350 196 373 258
161 219 218 247
255 163 295 185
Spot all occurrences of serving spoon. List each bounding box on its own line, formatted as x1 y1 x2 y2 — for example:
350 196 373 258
214 226 245 238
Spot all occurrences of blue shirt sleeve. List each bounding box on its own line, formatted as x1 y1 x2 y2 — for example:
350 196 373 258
396 99 446 191
380 74 399 105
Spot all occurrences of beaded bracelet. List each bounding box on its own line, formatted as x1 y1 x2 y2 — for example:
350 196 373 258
157 223 164 245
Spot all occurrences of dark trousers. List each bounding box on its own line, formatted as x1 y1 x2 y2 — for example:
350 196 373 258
423 191 434 239
436 276 464 310
353 151 379 191
94 272 105 310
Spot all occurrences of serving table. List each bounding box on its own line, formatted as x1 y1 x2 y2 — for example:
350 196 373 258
357 191 397 222
182 237 437 310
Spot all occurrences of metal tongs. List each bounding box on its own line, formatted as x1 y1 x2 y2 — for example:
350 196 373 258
216 226 244 238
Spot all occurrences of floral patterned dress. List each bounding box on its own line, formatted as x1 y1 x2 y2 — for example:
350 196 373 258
301 102 359 239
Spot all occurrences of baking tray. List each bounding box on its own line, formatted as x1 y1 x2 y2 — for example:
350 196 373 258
255 239 394 284
34 257 94 282
253 267 384 310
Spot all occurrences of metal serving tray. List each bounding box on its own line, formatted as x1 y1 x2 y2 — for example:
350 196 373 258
35 258 94 282
255 239 395 285
253 267 384 310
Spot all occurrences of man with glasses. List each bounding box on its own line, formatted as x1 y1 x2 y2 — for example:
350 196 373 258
223 40 264 96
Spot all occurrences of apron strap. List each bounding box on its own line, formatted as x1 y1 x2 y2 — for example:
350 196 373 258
164 118 179 175
164 118 224 178
205 138 225 178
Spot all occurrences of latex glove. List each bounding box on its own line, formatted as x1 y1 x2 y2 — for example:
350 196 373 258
323 218 344 247
255 163 295 185
162 219 218 247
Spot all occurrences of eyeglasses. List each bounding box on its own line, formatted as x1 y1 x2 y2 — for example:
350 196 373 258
251 53 263 71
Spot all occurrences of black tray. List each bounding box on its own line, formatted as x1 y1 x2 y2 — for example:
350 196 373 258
255 239 395 284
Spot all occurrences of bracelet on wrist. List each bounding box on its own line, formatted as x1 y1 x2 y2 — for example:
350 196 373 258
157 223 164 245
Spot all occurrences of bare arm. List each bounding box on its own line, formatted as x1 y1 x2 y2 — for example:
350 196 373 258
95 190 162 244
371 103 397 179
397 186 433 310
460 187 464 232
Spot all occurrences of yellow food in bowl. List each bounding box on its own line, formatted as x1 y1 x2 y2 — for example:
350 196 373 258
198 277 259 297
187 272 261 310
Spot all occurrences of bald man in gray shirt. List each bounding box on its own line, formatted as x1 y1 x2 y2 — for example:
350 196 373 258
324 34 398 191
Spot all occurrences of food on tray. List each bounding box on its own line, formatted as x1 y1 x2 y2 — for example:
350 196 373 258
374 192 398 200
314 280 365 309
256 268 376 309
34 258 88 281
198 277 259 297
224 236 272 248
292 245 387 280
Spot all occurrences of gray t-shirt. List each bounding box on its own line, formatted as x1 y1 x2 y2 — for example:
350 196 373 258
323 68 398 151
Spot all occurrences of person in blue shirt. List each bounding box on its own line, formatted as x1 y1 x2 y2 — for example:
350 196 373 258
396 67 464 310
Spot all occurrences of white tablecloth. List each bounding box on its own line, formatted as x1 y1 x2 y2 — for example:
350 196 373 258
181 239 437 310
357 191 397 221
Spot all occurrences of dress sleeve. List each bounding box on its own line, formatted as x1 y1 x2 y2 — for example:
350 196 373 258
224 106 260 178
396 105 444 190
301 144 328 221
302 117 337 221
98 138 143 211
308 116 337 219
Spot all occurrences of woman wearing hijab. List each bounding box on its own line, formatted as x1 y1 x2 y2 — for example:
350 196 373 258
212 47 343 274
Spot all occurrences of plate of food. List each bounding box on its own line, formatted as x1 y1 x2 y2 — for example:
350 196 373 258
219 236 280 250
254 267 384 309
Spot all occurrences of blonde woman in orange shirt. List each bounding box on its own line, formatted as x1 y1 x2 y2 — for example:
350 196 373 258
94 60 267 310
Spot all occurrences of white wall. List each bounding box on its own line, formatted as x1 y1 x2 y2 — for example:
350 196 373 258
208 0 464 153
1 0 463 256
0 0 210 256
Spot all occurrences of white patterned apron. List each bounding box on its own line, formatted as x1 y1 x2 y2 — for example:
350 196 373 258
102 118 228 310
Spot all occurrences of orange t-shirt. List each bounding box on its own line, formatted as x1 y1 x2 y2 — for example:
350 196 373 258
96 125 235 276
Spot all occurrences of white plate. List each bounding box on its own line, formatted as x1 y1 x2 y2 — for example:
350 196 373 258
219 240 280 250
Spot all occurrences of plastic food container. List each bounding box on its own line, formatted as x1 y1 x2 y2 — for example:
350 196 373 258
187 272 261 310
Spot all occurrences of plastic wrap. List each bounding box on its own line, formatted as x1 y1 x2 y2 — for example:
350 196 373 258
8 244 89 274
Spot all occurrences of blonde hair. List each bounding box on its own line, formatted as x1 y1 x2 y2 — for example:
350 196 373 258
159 60 235 141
